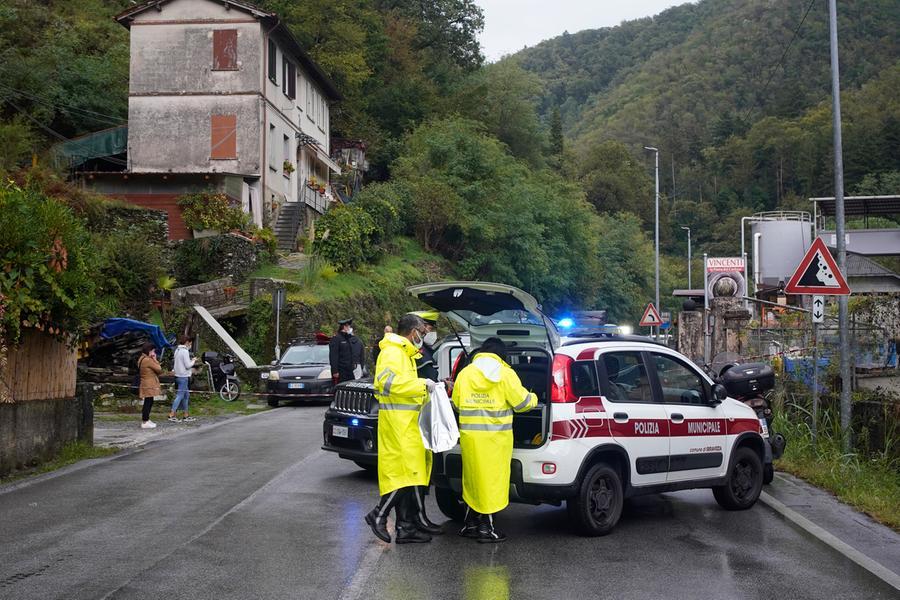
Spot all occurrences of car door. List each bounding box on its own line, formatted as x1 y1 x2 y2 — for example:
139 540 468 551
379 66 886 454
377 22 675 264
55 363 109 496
649 352 728 482
596 350 669 486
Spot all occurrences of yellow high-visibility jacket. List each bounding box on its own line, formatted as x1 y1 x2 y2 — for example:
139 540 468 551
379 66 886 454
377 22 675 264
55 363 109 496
451 352 537 514
373 333 431 495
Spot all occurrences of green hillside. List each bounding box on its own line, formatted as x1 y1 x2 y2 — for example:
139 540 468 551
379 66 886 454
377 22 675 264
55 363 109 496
515 0 900 253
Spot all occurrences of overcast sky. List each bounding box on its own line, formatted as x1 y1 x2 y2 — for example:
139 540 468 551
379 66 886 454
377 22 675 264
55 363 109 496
475 0 688 61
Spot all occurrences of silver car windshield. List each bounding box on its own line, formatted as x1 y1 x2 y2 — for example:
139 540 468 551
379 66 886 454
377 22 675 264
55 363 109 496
451 309 543 326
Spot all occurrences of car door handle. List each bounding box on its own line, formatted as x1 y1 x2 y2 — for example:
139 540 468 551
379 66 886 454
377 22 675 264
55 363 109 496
613 412 629 421
670 413 684 423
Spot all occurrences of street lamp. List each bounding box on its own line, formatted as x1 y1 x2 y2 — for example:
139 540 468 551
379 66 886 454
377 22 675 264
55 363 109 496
644 146 660 337
681 226 692 289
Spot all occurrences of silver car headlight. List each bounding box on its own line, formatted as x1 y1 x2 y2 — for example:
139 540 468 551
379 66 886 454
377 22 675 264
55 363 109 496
317 367 332 380
268 370 280 381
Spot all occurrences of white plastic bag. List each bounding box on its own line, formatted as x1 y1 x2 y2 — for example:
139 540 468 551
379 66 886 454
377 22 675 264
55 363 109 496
418 382 459 453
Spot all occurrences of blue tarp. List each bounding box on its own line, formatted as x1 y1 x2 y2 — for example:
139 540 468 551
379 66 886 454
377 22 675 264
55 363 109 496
100 318 174 353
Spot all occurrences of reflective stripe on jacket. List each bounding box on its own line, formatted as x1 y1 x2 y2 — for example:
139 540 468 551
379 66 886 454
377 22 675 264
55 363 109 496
373 332 430 495
451 353 537 514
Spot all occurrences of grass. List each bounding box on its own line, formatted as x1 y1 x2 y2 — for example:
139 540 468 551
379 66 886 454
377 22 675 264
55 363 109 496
95 390 270 418
0 441 119 484
249 237 447 305
773 410 900 531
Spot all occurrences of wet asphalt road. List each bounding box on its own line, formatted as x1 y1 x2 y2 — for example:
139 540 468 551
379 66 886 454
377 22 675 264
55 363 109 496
0 407 896 600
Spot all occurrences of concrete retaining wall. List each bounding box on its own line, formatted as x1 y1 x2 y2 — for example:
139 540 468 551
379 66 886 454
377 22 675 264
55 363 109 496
0 393 93 477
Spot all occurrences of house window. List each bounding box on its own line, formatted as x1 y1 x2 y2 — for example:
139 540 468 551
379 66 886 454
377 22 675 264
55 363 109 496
287 63 296 100
212 29 238 70
268 123 277 170
306 81 312 117
282 134 291 177
210 114 237 159
267 39 277 83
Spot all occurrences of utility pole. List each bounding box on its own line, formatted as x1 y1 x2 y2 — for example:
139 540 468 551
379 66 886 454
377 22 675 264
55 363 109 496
645 146 660 339
828 0 851 451
681 226 692 289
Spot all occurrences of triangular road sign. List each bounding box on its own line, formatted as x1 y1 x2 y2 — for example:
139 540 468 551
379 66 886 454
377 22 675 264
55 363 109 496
784 237 851 295
639 302 663 327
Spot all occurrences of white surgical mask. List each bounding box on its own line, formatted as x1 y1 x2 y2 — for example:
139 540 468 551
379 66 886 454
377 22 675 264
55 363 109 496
423 331 437 346
412 330 424 349
346 327 353 335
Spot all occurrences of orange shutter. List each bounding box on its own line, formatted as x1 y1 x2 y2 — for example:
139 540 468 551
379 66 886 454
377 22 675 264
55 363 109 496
212 29 238 70
210 114 237 159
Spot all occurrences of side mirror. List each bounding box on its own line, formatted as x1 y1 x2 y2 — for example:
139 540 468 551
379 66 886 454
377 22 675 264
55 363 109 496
711 383 728 404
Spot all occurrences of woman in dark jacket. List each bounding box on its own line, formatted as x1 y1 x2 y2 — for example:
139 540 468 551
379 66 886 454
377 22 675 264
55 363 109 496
137 342 163 429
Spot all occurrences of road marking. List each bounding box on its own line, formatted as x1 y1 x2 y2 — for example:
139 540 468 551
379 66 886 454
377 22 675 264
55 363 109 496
759 491 900 591
338 538 389 600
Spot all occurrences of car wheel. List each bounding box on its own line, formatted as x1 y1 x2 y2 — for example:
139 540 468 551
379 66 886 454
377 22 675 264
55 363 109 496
714 447 763 510
567 462 623 536
763 463 774 485
435 486 467 522
267 397 279 408
353 461 376 473
219 381 240 402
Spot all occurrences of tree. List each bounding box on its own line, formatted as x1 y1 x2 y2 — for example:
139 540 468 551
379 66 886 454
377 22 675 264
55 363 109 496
577 139 653 225
549 107 563 156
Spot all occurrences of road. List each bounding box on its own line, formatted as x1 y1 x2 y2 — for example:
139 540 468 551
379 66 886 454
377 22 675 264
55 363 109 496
0 407 895 600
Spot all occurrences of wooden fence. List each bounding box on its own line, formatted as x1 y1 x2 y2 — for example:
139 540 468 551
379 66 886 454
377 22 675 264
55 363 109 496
1 328 77 402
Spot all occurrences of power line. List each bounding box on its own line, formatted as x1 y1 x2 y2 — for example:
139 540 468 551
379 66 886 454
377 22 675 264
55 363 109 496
0 82 125 126
741 0 819 124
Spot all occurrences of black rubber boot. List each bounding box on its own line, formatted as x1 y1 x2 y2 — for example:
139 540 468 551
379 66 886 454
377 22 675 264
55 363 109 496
476 513 507 544
458 507 480 538
412 486 444 534
395 522 432 544
364 509 391 543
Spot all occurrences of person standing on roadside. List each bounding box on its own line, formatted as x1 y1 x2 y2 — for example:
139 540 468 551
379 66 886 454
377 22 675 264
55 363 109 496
169 335 197 423
137 342 163 429
364 314 443 544
329 318 364 383
452 337 537 543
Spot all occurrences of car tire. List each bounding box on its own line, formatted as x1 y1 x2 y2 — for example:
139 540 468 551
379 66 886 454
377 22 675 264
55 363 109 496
763 463 774 485
567 462 623 536
353 461 376 473
267 398 279 408
435 486 467 522
714 447 764 510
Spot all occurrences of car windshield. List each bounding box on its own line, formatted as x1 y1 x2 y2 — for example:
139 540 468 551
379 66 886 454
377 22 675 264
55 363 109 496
280 345 329 365
451 309 543 326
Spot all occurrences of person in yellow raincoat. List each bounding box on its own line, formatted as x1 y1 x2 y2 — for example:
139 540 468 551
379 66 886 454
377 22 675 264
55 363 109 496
364 313 442 544
451 337 537 543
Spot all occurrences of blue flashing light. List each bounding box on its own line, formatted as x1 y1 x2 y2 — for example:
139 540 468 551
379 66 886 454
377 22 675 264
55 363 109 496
351 418 360 426
558 317 575 329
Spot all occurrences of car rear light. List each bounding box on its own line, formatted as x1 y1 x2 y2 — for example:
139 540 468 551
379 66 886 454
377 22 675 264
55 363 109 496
551 354 577 403
542 463 556 475
451 352 465 380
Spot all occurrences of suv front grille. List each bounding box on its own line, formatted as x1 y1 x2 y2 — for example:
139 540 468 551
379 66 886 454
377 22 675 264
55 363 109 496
332 388 375 414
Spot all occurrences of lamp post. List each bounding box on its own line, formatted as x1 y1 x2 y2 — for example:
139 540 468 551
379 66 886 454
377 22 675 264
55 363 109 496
681 226 692 289
644 146 660 338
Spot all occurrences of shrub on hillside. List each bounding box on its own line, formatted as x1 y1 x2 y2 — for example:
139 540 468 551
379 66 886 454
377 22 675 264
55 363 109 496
178 191 249 232
95 231 164 312
312 205 379 271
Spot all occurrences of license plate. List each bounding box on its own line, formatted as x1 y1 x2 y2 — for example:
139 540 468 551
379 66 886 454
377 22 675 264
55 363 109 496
759 418 769 438
288 382 305 389
333 425 349 438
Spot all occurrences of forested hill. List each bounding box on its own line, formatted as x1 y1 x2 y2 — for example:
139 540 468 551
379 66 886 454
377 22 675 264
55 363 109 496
512 0 900 253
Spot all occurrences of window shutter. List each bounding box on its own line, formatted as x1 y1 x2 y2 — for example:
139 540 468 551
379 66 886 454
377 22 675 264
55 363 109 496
210 114 237 159
287 63 296 99
268 39 277 82
213 29 238 70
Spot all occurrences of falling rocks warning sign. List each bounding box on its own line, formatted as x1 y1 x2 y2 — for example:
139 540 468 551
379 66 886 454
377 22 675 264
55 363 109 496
784 237 850 295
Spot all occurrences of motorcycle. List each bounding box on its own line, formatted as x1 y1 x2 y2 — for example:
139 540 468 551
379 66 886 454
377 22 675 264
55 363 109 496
709 356 786 485
202 351 241 402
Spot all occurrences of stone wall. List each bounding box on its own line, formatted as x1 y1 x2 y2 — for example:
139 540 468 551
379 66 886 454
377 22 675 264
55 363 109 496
171 276 235 309
0 391 93 477
677 311 704 365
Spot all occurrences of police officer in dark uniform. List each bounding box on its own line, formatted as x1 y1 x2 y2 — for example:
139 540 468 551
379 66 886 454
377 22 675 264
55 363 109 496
329 318 364 383
411 311 440 380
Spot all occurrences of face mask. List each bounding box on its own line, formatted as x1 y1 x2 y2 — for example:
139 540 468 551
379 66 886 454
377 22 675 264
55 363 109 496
423 331 438 346
346 327 353 335
412 330 424 349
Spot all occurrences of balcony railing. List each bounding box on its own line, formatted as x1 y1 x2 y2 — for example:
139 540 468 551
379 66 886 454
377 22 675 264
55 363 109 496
300 181 328 214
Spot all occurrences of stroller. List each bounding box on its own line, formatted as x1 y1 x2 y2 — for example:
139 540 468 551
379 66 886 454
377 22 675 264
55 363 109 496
202 351 241 401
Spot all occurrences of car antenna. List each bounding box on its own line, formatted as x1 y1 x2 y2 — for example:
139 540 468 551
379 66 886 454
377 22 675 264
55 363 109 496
445 313 469 358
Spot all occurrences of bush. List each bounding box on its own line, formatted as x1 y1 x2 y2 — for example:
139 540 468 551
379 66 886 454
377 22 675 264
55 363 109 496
353 181 410 240
174 234 272 286
178 191 249 232
95 232 164 311
312 205 379 271
0 180 100 342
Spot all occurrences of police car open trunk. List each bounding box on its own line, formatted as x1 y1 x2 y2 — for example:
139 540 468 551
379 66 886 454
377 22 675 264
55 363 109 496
407 282 559 449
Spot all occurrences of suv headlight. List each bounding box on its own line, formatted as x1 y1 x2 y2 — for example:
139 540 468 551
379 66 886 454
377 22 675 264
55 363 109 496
317 367 332 380
260 372 270 380
268 370 279 381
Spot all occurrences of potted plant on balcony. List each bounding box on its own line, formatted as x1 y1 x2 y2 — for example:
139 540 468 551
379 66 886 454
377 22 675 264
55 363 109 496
283 160 295 176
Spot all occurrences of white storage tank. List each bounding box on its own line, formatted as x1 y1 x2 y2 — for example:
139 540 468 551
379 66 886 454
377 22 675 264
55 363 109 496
750 212 813 287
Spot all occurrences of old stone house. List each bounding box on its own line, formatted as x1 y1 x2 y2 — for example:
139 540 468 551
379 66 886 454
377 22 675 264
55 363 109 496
74 0 341 248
